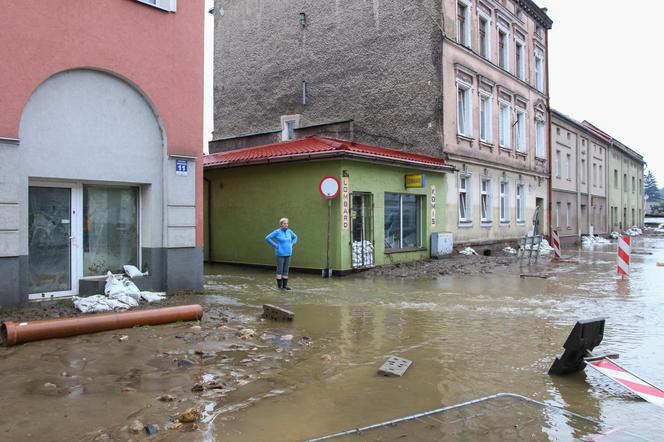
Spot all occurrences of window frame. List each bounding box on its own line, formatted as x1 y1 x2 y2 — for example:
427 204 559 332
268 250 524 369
515 39 526 80
135 0 177 12
566 202 571 228
480 177 492 223
384 193 424 251
456 0 472 47
478 11 492 60
535 117 546 158
456 80 473 137
555 150 561 178
458 174 472 224
498 26 510 71
566 153 571 180
479 92 493 143
498 100 511 148
516 183 525 224
515 107 526 153
534 49 544 92
499 180 509 223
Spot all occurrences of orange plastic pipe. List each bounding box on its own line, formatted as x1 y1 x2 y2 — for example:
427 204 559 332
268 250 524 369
1 304 204 346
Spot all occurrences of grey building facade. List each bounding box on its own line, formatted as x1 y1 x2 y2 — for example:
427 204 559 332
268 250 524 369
212 0 445 156
212 0 553 249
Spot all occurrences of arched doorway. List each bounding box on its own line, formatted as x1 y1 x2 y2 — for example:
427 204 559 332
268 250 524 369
19 69 164 298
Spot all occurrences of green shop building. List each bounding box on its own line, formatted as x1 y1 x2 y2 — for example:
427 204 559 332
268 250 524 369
203 136 456 274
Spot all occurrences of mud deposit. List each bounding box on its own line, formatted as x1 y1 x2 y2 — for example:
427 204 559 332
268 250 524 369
0 291 313 441
362 253 521 278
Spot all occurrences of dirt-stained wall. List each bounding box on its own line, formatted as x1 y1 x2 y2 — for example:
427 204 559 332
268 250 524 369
213 0 444 157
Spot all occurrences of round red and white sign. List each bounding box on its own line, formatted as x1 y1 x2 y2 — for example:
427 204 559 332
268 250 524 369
319 176 340 199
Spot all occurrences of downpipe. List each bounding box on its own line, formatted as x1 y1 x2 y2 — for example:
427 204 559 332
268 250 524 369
1 304 204 346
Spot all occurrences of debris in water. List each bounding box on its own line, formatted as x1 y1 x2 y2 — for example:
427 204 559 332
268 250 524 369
237 328 256 339
321 354 332 362
159 394 177 402
129 419 145 433
144 424 159 435
378 356 412 377
281 334 294 341
502 247 517 255
178 408 201 423
119 335 129 342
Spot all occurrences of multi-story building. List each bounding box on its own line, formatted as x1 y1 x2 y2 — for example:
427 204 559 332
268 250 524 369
0 0 205 307
550 110 609 243
442 0 552 245
581 122 645 231
211 0 552 254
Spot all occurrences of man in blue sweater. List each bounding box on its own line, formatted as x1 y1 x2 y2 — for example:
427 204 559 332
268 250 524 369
265 218 298 290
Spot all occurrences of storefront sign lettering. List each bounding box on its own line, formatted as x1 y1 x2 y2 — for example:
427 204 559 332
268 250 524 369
431 185 437 226
405 174 425 188
341 177 350 230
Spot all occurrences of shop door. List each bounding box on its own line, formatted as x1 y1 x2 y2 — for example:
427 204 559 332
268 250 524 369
28 185 79 298
351 193 374 268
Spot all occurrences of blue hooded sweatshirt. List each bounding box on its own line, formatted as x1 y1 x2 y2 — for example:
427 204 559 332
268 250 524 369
265 228 298 256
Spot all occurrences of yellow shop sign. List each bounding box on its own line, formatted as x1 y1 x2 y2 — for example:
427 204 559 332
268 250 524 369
405 174 425 188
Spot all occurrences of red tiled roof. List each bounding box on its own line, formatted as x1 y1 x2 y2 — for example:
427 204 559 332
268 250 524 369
204 136 454 171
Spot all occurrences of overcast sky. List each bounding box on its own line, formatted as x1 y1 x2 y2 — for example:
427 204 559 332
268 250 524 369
204 1 663 186
539 0 663 186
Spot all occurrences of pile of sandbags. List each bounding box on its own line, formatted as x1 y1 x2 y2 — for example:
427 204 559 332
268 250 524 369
352 241 374 268
73 271 165 313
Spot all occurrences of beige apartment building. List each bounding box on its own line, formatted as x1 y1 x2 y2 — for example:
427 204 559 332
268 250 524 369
551 110 608 243
443 0 552 246
550 112 645 243
581 122 644 232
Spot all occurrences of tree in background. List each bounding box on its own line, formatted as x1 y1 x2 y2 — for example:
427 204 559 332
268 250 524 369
644 170 660 200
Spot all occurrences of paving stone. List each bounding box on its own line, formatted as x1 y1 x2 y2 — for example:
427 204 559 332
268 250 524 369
378 356 412 377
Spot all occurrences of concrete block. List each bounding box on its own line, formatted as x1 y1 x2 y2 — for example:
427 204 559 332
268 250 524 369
262 304 294 322
378 356 412 377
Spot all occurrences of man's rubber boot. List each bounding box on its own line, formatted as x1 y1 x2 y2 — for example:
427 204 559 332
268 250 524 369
277 279 283 289
282 279 291 290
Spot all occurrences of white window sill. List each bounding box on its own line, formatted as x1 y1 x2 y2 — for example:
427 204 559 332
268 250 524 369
535 156 547 162
516 150 527 157
499 220 511 226
480 220 493 227
134 0 176 12
457 133 474 143
458 221 473 228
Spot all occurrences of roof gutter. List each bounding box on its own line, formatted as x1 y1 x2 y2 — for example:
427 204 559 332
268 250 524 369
204 151 456 172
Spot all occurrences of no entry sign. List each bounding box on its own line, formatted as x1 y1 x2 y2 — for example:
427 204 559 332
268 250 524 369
319 176 340 199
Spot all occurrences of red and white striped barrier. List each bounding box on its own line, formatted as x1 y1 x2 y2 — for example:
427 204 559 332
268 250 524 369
616 235 631 277
588 358 664 408
552 229 561 258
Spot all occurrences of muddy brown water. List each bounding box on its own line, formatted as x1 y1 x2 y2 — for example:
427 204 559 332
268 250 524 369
2 237 664 441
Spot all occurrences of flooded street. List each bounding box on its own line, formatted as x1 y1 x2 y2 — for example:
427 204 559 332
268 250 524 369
2 237 664 441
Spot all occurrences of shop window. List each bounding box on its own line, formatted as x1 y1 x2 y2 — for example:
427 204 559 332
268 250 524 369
384 193 422 250
83 186 139 276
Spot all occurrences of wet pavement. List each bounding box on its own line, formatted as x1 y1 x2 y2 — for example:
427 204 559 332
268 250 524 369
1 236 664 441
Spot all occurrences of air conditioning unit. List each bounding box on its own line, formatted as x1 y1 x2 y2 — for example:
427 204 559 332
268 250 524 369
431 232 453 257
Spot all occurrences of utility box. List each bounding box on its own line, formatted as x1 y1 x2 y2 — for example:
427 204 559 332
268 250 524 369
431 232 453 257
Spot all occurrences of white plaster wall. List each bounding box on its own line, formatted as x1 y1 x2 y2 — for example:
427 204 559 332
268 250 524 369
18 69 165 253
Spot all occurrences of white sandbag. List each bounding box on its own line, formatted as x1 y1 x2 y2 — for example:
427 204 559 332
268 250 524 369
73 295 134 313
502 246 517 255
123 265 145 278
459 247 478 256
140 291 166 303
